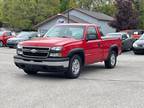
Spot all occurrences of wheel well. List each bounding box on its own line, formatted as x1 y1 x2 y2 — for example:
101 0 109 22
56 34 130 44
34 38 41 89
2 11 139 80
68 51 85 66
111 47 118 56
0 40 3 45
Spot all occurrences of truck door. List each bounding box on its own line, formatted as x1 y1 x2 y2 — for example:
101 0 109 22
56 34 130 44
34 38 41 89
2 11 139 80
85 26 103 64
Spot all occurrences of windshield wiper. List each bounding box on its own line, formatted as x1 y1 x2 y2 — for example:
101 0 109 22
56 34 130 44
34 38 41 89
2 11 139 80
61 36 72 38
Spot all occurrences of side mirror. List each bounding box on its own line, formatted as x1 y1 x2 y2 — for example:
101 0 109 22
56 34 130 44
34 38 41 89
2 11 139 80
122 36 128 40
29 36 32 39
37 34 41 37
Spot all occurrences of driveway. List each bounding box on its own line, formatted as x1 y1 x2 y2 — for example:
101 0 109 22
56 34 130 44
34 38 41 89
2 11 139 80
0 48 144 108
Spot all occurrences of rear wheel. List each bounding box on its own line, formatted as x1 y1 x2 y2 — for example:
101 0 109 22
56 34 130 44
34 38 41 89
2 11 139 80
105 51 117 69
65 55 82 79
133 51 138 55
24 69 38 75
0 41 3 47
133 51 141 55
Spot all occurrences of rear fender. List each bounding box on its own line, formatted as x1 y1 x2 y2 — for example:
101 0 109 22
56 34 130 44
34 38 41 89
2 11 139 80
106 45 118 60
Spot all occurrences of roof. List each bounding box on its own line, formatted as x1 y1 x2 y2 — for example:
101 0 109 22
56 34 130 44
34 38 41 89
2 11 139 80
63 8 114 21
34 14 89 29
55 23 98 26
68 15 89 23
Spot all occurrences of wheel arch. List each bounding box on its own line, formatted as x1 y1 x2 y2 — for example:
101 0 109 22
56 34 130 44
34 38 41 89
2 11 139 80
107 45 119 60
68 48 85 66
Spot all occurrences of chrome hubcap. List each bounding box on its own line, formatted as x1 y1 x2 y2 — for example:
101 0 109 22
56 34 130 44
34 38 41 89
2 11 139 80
72 59 80 75
111 54 116 66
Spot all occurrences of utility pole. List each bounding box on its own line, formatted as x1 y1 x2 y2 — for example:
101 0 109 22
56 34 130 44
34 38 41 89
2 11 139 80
67 0 70 23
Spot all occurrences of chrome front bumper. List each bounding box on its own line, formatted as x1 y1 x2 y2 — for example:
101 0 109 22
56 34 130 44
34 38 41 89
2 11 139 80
14 55 69 68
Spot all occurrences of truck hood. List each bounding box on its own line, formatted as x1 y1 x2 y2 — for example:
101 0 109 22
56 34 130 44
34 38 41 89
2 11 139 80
135 40 144 45
20 37 81 47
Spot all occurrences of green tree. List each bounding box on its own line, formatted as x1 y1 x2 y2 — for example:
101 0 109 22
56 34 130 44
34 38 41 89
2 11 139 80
0 0 3 27
59 0 77 12
59 0 69 12
133 0 144 29
94 3 116 16
109 0 139 31
1 0 59 30
77 0 93 10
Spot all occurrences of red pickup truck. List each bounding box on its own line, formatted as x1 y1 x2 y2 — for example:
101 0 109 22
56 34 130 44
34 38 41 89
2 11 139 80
14 24 122 78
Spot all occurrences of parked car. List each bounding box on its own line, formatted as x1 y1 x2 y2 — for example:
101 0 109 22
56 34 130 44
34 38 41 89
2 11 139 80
106 32 133 51
7 31 38 48
14 23 122 79
0 31 14 47
133 34 144 54
131 30 144 40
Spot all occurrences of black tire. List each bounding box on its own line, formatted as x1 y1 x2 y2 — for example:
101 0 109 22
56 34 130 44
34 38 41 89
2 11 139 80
65 55 82 79
0 41 3 47
105 51 117 69
133 51 140 55
23 69 37 75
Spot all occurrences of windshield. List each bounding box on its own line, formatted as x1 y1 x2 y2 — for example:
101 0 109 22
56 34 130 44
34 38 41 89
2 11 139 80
139 34 144 40
44 25 84 39
0 32 4 36
17 32 32 38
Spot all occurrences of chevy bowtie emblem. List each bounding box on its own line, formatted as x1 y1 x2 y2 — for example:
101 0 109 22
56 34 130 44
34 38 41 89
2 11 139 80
30 49 38 53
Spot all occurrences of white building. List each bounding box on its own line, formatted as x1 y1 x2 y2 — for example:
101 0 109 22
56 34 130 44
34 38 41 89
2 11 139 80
34 8 116 35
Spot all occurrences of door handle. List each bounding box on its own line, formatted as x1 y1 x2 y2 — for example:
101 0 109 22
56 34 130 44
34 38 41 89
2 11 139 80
97 42 100 47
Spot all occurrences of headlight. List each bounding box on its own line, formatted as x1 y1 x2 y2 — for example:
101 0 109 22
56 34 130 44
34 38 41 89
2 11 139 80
51 47 63 51
17 44 23 49
17 50 23 55
50 53 62 57
133 43 138 47
50 47 63 57
17 44 23 55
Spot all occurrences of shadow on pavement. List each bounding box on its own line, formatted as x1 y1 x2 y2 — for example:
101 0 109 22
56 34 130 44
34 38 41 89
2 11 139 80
17 64 106 80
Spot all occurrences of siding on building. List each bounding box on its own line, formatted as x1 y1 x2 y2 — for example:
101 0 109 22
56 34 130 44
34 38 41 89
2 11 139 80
65 9 115 34
37 16 75 35
34 8 116 35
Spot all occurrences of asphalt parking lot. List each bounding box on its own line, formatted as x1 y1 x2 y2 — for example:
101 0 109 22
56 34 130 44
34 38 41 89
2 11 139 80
0 48 144 108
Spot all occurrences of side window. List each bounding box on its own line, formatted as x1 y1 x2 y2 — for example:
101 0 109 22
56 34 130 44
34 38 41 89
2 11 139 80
122 34 128 40
6 32 12 36
141 31 144 34
31 33 38 39
99 27 104 37
100 31 104 37
87 27 98 40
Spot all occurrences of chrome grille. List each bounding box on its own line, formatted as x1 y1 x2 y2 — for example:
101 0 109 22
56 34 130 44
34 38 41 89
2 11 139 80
22 47 50 58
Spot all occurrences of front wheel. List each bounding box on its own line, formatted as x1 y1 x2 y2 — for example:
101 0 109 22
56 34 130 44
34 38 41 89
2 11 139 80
65 55 82 79
105 51 117 69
